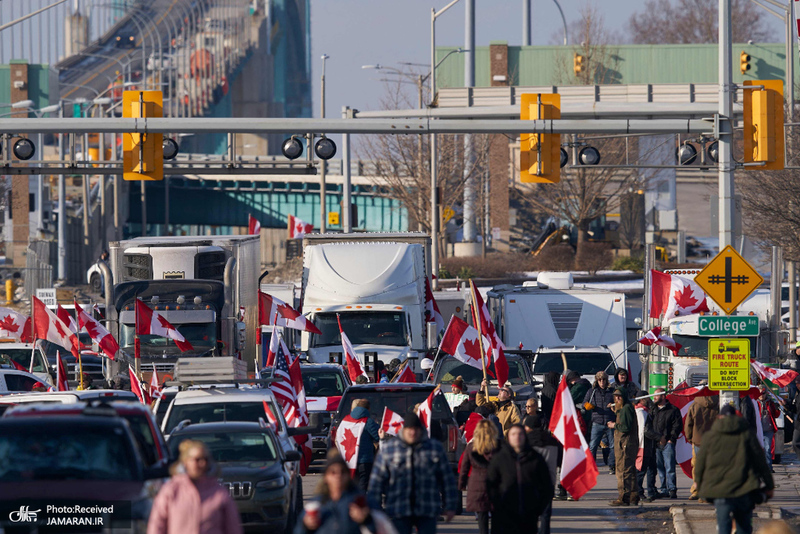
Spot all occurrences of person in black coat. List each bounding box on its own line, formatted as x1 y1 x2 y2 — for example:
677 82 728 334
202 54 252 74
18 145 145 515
539 372 560 424
487 424 554 534
651 388 682 499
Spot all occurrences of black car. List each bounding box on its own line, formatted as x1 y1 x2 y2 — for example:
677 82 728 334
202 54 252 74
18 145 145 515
115 29 136 48
45 348 106 388
329 383 465 471
168 422 302 534
0 413 165 531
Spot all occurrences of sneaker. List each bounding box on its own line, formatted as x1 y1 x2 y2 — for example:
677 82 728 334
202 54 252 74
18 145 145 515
608 467 616 475
609 499 629 507
567 495 575 501
554 493 568 501
669 491 678 499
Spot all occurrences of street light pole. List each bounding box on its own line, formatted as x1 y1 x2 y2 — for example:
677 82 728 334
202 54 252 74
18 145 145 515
320 53 329 233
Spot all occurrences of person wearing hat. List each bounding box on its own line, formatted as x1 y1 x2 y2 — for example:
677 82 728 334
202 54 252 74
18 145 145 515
608 386 639 506
695 403 774 534
477 380 521 437
583 371 617 474
451 376 467 395
684 382 719 500
367 412 458 534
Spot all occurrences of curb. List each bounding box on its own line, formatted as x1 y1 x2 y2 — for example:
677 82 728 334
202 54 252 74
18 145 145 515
670 506 692 534
671 504 783 534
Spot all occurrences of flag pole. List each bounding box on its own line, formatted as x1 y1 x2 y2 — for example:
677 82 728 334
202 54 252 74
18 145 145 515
469 280 490 400
427 344 443 381
134 298 141 376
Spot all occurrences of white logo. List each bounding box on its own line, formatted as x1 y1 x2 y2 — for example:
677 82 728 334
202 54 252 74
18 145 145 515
9 506 42 523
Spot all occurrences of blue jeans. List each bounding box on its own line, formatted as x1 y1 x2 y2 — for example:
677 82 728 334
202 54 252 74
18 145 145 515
655 442 677 493
714 495 755 534
589 423 615 468
392 516 437 534
763 432 774 470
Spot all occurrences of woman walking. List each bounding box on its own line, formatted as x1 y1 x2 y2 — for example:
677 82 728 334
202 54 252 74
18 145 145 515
458 420 501 534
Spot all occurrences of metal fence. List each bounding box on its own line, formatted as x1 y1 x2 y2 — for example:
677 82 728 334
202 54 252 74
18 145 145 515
23 241 55 298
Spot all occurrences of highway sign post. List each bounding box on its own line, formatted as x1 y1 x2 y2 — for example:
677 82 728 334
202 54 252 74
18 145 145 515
708 338 751 391
694 245 764 315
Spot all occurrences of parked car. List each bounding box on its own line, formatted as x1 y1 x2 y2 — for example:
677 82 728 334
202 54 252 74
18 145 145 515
0 340 53 385
168 421 302 533
0 413 166 531
0 369 50 394
45 350 107 388
152 385 179 428
0 389 137 405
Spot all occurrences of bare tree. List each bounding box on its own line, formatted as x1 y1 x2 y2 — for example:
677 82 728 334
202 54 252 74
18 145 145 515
551 5 623 86
629 0 773 44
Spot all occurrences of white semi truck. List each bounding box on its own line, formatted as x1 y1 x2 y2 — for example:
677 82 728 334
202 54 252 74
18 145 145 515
300 233 433 371
486 272 631 385
105 235 260 381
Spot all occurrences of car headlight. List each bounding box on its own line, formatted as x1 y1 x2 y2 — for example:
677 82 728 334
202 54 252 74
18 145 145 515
256 477 286 490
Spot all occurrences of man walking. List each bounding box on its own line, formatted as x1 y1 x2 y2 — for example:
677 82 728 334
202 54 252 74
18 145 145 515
478 381 521 436
367 412 458 534
685 387 719 500
608 387 639 506
651 388 682 499
695 403 774 534
349 398 380 491
584 371 616 474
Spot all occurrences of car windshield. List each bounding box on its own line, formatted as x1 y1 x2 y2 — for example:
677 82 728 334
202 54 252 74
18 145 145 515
165 400 283 434
533 352 616 376
0 348 47 373
437 358 529 385
312 312 407 347
302 370 346 396
0 425 136 481
337 389 452 424
671 335 758 359
169 432 278 463
121 413 159 467
119 323 216 356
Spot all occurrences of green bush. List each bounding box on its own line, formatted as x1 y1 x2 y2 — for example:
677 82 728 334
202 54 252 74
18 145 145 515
611 255 645 273
457 266 476 279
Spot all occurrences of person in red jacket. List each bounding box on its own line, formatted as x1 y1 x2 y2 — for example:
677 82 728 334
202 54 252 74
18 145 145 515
759 386 783 472
148 440 242 534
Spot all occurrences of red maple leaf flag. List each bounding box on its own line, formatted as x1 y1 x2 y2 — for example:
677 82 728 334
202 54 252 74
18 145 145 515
470 281 508 387
259 291 321 335
248 214 261 235
417 387 443 438
135 299 194 353
393 362 416 383
439 316 485 370
128 367 150 404
149 364 162 400
288 214 314 239
0 307 31 342
549 376 598 500
335 414 368 474
56 304 79 334
75 301 118 360
338 315 368 383
424 277 445 336
264 326 291 367
55 351 70 392
380 407 405 437
638 326 682 356
649 270 710 319
751 360 799 388
33 296 80 358
288 356 312 475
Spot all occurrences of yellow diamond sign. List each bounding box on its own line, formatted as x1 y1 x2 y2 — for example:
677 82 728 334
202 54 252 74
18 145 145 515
694 245 764 315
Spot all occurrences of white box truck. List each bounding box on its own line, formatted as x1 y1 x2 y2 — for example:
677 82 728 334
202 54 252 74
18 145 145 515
300 232 432 371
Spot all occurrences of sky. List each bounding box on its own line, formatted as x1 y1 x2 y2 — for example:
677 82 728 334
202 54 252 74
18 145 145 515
309 0 784 124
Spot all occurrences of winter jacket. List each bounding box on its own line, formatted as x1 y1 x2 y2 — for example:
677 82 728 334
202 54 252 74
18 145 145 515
635 405 660 461
760 399 781 433
613 370 639 401
583 384 616 426
528 428 560 487
147 474 242 534
476 393 520 436
695 415 774 500
294 488 376 534
652 400 683 444
614 396 637 437
739 396 758 437
487 443 554 530
684 395 719 446
457 441 498 512
350 406 380 464
540 372 560 421
570 378 591 407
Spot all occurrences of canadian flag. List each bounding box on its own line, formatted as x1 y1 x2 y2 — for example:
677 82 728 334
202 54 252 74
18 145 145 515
33 296 80 358
264 327 293 367
55 351 69 392
288 214 313 239
149 363 162 400
380 407 404 437
417 386 443 438
470 281 508 387
335 414 368 474
635 404 649 471
424 278 445 336
751 360 799 388
75 301 118 360
463 412 484 443
259 292 321 334
439 316 485 371
128 367 150 404
135 298 194 354
339 316 368 383
288 356 313 476
638 326 683 356
0 307 32 342
393 362 416 383
262 400 279 428
248 214 261 235
56 304 79 334
549 376 598 500
649 270 710 319
306 396 342 412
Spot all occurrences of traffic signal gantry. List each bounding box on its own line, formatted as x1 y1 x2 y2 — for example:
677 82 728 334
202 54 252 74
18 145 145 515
739 51 751 75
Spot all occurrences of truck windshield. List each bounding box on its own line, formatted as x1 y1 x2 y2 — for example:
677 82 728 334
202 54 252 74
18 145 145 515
670 335 758 359
302 370 347 396
120 323 216 355
0 348 47 373
169 432 279 464
312 312 408 347
533 352 616 376
437 358 529 385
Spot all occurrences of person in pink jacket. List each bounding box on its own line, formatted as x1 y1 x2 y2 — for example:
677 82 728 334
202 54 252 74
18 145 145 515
147 440 243 534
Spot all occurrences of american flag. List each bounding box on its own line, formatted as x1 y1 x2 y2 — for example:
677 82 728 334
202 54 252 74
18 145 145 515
269 336 300 424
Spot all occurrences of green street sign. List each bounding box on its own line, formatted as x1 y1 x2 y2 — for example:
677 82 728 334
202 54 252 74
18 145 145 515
698 316 759 337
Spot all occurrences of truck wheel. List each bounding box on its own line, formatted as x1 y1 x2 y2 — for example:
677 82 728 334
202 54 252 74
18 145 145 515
90 273 102 292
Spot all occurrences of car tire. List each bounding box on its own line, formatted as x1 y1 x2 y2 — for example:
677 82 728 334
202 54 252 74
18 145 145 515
90 272 102 292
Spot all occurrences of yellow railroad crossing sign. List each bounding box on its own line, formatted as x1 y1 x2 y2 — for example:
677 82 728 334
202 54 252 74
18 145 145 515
694 245 763 315
707 338 750 391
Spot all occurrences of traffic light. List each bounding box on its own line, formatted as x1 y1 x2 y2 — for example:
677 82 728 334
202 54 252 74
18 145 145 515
573 53 584 76
123 90 163 181
739 51 751 75
742 79 784 170
520 93 562 183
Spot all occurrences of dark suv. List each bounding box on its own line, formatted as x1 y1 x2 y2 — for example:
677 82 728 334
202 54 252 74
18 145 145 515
168 422 302 534
329 383 465 471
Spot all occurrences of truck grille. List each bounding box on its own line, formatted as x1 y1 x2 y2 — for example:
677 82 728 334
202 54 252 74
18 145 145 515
689 374 708 387
223 481 253 499
546 303 583 343
123 253 153 281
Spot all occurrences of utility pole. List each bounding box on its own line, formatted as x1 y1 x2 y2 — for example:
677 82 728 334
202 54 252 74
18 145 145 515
57 102 66 281
342 106 352 233
320 54 329 233
522 0 531 46
462 0 476 245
